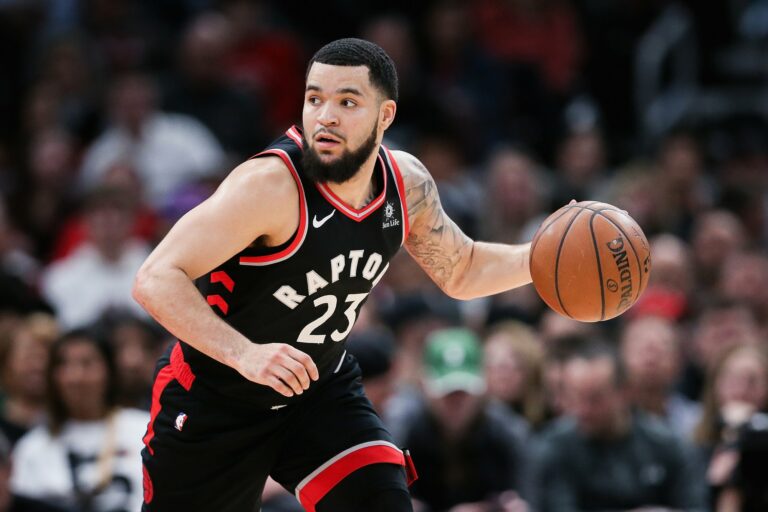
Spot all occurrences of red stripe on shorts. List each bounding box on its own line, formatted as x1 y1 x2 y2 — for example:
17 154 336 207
142 343 196 455
142 364 174 456
295 441 406 512
143 464 154 504
171 342 195 391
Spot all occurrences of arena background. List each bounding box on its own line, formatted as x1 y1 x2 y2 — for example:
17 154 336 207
0 1 766 511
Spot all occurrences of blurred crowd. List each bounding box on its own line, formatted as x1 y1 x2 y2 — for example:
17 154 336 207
0 0 767 511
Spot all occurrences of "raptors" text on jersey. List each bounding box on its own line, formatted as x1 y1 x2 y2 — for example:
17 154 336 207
273 250 387 309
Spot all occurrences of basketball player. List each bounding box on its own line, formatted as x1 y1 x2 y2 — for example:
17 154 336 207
133 38 533 511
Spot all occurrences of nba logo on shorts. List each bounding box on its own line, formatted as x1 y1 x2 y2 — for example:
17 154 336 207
175 412 188 431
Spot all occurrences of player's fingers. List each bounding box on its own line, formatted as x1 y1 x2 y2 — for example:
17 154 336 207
273 366 304 395
280 354 311 390
268 375 295 397
568 199 577 205
286 346 320 381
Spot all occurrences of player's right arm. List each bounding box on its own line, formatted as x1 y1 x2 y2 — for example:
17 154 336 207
132 157 318 397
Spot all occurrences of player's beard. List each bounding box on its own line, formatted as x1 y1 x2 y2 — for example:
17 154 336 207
302 121 379 184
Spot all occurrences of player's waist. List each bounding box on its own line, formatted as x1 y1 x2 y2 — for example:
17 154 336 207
173 342 352 411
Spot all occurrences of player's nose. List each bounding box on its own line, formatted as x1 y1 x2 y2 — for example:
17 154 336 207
316 103 340 126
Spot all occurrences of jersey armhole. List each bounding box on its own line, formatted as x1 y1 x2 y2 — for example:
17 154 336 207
383 147 410 245
239 149 308 266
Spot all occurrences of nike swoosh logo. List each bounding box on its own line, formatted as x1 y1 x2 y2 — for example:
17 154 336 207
312 210 335 228
271 404 287 410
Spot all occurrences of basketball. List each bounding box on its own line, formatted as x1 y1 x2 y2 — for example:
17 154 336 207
530 201 652 322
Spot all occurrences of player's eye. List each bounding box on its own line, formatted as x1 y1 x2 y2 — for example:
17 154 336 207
307 96 321 105
341 99 357 108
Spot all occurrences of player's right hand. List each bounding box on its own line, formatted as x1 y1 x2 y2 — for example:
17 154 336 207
235 343 319 397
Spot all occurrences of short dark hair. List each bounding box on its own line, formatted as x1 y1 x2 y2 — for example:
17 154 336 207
307 38 399 102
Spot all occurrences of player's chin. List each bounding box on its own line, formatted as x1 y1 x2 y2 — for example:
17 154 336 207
316 149 343 161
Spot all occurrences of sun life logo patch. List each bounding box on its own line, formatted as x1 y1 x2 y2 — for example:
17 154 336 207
382 201 400 229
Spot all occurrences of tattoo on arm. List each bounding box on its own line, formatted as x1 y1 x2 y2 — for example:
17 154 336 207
403 156 472 290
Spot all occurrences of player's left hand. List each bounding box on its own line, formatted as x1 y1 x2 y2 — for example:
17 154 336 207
234 342 319 397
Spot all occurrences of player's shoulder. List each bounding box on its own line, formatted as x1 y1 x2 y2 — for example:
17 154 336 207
388 150 433 190
229 154 296 188
220 155 299 204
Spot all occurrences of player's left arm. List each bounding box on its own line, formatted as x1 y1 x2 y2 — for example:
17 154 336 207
395 150 532 300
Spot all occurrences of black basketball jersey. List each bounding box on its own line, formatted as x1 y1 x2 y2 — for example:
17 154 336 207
185 125 409 406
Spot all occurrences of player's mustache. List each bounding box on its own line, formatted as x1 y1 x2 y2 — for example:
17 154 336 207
313 128 346 142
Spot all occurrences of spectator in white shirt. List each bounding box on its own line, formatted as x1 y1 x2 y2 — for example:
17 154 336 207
11 329 148 512
41 187 150 329
79 72 225 207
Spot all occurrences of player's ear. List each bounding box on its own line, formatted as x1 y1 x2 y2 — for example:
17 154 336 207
379 99 396 131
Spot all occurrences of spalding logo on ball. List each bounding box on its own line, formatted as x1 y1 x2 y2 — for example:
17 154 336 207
530 201 652 322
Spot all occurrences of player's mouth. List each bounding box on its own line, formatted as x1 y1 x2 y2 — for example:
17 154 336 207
314 132 343 150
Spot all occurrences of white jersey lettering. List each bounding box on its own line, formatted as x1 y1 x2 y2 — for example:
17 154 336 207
305 270 329 295
348 250 364 278
330 254 345 283
362 253 383 280
273 285 306 309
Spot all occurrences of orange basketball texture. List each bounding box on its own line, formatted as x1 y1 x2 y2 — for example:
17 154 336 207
530 201 652 322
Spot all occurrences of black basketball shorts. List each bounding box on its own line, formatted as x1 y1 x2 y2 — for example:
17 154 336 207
140 343 416 512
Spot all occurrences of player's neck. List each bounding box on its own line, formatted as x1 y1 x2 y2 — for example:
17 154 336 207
324 146 380 209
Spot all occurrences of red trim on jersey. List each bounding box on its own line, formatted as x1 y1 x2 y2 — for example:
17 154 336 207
285 125 304 149
384 147 410 243
143 464 154 504
295 441 407 512
142 365 174 456
315 154 388 222
170 342 195 391
207 294 229 315
210 271 235 292
239 148 308 266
